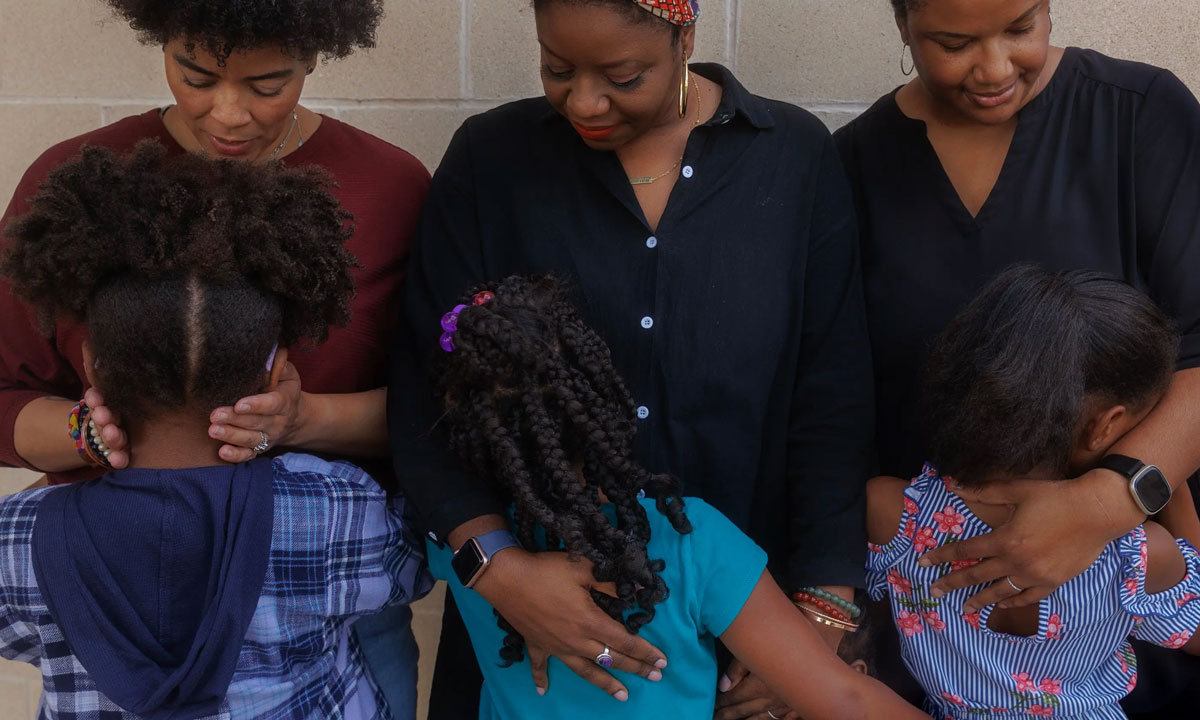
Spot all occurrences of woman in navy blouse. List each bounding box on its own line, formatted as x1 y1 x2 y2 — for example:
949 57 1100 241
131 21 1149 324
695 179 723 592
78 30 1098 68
835 0 1200 715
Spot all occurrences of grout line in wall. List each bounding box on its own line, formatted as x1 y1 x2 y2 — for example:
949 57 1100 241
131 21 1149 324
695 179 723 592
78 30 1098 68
460 0 472 98
801 102 872 114
729 0 739 73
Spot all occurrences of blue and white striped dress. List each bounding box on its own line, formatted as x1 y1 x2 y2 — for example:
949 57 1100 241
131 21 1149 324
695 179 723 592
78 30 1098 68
867 465 1200 719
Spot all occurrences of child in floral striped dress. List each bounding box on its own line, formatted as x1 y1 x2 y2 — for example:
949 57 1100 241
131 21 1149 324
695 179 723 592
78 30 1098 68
866 265 1200 719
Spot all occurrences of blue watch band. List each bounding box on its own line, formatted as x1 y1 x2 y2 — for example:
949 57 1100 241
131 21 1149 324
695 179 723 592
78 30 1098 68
475 529 520 560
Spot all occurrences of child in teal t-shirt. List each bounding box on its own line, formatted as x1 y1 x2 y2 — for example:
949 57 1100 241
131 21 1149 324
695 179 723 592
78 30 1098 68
426 276 924 720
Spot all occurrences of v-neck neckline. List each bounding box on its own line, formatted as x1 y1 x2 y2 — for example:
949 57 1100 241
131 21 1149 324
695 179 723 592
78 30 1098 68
887 48 1077 231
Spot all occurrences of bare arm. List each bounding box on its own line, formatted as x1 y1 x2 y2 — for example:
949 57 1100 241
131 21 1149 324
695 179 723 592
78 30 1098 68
13 389 129 472
720 571 926 720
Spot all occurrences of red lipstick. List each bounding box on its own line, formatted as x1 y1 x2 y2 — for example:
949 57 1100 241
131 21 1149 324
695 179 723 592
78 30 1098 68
572 123 616 141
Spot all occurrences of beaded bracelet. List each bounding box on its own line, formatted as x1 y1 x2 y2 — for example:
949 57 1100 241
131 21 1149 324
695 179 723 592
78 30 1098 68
792 592 849 622
68 401 114 470
796 586 861 619
793 601 859 633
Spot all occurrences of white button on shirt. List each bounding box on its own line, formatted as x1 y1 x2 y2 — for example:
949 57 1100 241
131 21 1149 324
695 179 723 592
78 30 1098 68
640 316 654 329
681 165 694 178
636 406 650 420
646 236 658 249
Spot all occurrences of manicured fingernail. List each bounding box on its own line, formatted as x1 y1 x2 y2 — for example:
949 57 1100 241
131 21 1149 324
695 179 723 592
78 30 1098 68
718 674 731 692
930 587 944 599
535 687 545 696
918 557 932 567
614 690 628 702
654 658 667 669
212 412 228 422
210 426 224 438
998 602 1010 609
647 670 662 682
236 403 250 413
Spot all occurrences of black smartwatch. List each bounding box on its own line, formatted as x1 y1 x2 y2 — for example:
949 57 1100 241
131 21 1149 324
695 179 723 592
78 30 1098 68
1098 454 1173 515
451 529 520 589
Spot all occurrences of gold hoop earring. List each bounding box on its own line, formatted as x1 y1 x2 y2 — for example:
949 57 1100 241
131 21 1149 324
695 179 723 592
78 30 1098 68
678 55 690 119
900 43 915 77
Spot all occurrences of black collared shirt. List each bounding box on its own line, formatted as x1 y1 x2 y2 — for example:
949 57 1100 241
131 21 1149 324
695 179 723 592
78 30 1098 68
835 49 1200 479
389 64 873 588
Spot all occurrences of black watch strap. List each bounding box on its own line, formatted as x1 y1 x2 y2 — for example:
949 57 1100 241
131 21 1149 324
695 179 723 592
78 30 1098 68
1098 454 1143 478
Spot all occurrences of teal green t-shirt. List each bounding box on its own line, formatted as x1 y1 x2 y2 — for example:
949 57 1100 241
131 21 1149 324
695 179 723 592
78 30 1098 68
427 497 768 720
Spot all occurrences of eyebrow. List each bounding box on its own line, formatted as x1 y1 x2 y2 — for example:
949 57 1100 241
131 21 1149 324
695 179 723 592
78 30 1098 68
173 53 295 82
537 41 642 70
924 0 1045 40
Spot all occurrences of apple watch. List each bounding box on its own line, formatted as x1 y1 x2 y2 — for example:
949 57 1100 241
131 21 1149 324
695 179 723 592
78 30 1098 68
1098 454 1173 516
451 529 520 589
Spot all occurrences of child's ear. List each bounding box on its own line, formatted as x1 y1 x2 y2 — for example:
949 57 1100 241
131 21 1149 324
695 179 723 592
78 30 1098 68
81 340 99 388
1083 404 1129 453
849 659 870 676
264 346 288 392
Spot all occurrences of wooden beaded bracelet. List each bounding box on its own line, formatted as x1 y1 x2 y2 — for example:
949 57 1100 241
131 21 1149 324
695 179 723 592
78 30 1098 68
792 601 859 633
792 592 850 622
796 586 862 619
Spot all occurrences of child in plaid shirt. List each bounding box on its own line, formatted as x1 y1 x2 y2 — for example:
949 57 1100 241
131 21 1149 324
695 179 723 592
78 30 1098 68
0 142 431 719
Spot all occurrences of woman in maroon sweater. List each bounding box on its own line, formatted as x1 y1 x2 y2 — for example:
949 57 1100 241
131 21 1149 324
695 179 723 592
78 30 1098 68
0 1 430 716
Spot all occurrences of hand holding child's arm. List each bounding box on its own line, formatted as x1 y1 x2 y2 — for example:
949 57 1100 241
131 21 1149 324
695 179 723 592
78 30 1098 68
720 572 926 720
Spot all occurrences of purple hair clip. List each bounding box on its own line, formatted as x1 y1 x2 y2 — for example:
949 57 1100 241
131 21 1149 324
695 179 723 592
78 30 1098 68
439 291 495 352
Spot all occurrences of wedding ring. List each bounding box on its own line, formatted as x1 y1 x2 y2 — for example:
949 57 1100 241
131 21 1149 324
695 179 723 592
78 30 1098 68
252 431 270 454
1006 576 1024 593
594 646 614 668
768 711 784 719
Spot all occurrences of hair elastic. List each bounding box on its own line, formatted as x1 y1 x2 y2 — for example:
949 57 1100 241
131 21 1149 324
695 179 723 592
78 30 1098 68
439 291 494 352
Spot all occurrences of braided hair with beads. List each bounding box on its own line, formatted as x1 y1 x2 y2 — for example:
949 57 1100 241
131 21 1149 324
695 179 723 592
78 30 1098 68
433 275 692 665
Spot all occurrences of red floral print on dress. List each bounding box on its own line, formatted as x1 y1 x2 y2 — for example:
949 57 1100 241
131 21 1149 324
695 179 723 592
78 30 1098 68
1177 591 1199 608
1012 672 1037 693
1039 678 1063 695
904 496 919 516
1126 673 1138 693
933 505 966 535
950 557 981 572
886 568 913 595
913 526 938 554
1165 630 1193 648
922 609 947 632
1028 705 1055 717
1045 612 1065 640
1124 576 1139 596
940 691 965 706
902 517 916 539
963 611 981 630
896 609 924 638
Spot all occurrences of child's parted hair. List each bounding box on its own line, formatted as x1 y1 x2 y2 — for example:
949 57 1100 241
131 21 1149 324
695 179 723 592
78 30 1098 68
1 140 356 420
433 275 691 665
922 263 1178 488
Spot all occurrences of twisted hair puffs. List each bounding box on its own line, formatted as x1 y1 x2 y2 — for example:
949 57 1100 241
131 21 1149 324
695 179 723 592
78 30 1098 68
100 0 384 62
1 140 356 420
433 275 692 665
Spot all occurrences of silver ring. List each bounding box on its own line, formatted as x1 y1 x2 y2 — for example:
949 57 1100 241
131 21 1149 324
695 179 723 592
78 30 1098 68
768 711 783 720
251 431 270 454
594 647 613 668
1006 576 1024 593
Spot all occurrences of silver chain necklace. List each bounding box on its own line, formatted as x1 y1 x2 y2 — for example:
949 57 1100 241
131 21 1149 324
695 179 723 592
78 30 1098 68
271 111 304 158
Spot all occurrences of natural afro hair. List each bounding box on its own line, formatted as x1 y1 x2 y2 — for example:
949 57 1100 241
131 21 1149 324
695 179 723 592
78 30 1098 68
1 140 357 420
433 275 691 665
100 0 385 62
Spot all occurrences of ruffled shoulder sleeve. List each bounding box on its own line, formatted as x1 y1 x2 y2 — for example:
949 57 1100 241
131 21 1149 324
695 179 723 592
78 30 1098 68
1116 525 1200 648
865 464 939 601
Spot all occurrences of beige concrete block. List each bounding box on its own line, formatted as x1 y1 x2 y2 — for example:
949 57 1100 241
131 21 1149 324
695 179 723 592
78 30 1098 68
469 0 731 100
0 672 29 720
806 107 863 133
0 103 104 209
0 1 163 99
303 0 463 101
736 0 905 105
1051 0 1200 96
412 583 445 720
0 468 41 498
338 104 489 172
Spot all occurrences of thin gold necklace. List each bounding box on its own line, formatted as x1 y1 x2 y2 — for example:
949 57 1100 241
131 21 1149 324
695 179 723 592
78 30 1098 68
628 76 702 186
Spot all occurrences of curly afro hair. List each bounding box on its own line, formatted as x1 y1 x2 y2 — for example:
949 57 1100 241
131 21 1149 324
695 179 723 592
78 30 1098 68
1 140 357 420
433 275 692 665
100 0 385 62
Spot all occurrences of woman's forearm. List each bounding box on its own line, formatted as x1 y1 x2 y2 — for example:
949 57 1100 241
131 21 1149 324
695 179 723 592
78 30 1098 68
12 396 86 472
289 387 388 457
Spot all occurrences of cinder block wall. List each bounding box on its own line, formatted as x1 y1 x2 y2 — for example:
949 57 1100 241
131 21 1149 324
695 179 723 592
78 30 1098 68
1 1 1199 718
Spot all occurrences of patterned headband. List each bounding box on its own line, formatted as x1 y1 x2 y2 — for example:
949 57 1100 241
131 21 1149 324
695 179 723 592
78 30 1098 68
633 0 699 26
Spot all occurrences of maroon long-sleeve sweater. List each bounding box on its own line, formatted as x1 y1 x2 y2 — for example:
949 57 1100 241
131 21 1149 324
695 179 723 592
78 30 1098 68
0 109 429 485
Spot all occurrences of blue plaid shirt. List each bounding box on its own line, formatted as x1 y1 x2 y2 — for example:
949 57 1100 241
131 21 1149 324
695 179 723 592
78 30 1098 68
0 453 433 720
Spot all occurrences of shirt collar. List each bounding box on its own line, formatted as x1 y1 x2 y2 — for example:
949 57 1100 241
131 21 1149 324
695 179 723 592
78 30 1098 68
538 62 774 130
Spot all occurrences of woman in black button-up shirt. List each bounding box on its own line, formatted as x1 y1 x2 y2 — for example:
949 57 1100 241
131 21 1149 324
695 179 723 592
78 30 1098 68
388 1 873 718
